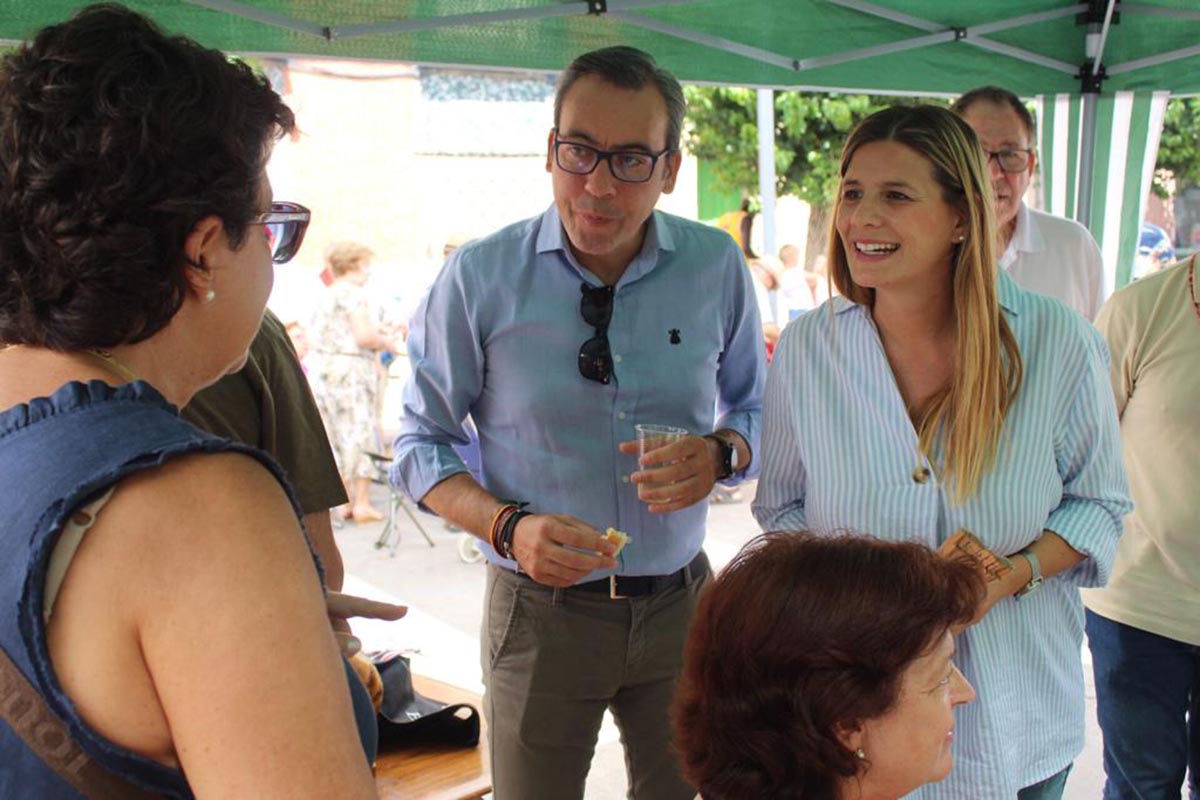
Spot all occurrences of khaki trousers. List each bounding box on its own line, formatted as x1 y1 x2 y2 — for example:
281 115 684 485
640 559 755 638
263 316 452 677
481 556 710 800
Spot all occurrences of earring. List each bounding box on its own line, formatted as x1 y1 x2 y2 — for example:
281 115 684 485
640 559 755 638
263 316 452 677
204 288 217 303
855 748 866 760
954 234 965 243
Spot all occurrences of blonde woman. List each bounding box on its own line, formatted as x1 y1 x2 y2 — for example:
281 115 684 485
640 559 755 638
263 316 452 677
752 105 1131 800
311 241 402 521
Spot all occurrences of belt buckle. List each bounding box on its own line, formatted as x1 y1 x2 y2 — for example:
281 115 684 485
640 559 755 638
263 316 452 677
609 575 628 600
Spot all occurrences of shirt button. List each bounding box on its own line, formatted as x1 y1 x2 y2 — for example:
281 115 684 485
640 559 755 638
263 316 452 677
618 412 626 420
613 354 623 363
912 467 931 484
621 475 630 483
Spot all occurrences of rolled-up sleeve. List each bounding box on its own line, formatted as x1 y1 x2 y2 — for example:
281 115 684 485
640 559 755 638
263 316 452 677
750 323 808 532
714 252 765 482
1045 324 1132 587
390 253 480 504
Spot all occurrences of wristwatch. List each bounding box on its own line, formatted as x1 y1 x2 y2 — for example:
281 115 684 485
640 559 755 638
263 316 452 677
705 433 740 480
1013 548 1043 600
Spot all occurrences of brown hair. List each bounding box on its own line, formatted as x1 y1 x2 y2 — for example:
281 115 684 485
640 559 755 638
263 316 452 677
828 105 1023 503
0 3 294 349
673 531 983 800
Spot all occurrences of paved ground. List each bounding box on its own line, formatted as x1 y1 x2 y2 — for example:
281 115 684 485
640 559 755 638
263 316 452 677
337 481 1123 799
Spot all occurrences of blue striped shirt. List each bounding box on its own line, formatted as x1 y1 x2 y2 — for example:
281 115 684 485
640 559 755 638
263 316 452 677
393 205 764 577
752 272 1131 798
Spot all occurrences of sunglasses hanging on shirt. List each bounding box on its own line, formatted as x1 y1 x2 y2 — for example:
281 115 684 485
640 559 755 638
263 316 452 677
578 282 615 384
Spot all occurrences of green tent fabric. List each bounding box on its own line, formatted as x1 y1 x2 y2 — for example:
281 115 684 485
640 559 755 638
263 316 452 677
1037 89 1169 291
4 1 1198 288
5 1 1200 96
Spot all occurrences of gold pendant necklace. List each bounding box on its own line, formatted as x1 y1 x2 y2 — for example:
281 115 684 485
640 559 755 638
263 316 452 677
83 348 139 382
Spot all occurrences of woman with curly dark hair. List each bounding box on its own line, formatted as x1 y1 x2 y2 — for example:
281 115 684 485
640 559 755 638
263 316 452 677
673 532 983 800
0 5 380 798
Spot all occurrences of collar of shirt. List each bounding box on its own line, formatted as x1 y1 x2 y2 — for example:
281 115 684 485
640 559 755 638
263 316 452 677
999 202 1045 270
534 204 676 287
829 268 1024 320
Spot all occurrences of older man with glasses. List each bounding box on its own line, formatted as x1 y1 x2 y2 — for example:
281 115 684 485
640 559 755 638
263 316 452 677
954 86 1106 320
393 45 763 800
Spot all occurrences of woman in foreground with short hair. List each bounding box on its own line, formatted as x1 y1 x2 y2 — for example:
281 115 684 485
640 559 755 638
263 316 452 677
0 6 383 797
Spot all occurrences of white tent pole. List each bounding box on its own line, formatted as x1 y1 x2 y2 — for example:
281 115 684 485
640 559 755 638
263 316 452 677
335 0 694 39
1108 43 1200 76
1121 4 1200 21
826 0 1082 74
607 12 798 70
183 0 328 37
1076 93 1099 228
1090 0 1119 76
756 88 777 260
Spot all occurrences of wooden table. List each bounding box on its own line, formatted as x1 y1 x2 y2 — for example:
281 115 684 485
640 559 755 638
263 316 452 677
375 675 491 800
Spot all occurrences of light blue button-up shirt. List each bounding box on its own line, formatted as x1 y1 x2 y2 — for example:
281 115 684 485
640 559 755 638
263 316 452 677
753 272 1131 799
394 205 764 578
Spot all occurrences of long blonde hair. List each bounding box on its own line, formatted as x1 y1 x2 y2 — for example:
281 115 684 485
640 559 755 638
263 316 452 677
829 105 1023 503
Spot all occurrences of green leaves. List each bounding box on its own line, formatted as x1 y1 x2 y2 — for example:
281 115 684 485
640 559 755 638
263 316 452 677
1154 97 1200 198
683 87 894 208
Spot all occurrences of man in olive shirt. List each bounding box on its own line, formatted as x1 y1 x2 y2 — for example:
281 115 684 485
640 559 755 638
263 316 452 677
184 308 347 589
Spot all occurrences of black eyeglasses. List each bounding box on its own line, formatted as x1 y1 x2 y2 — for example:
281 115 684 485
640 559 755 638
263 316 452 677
553 132 673 184
252 201 311 264
982 148 1033 174
578 283 614 384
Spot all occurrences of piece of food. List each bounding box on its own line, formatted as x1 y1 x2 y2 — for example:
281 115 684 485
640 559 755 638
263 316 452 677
603 527 631 556
938 529 1013 583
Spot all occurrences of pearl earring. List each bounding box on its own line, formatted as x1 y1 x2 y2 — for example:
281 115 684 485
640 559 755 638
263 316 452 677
855 747 867 760
204 288 217 303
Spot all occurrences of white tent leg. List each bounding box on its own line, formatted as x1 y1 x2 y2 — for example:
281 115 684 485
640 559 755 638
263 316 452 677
757 88 777 260
1076 93 1098 229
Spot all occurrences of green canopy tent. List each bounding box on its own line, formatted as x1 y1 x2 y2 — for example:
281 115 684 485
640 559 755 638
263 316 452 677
4 0 1198 288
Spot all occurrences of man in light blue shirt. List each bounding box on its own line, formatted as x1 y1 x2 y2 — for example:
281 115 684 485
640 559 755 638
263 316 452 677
392 46 763 799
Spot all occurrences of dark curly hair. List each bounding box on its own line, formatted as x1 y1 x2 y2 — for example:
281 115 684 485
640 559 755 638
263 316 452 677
672 532 983 800
0 3 295 349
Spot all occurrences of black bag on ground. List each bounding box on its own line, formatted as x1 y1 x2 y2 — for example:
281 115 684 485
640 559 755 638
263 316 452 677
371 651 481 749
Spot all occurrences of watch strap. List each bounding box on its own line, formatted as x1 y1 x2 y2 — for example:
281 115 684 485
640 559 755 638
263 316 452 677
1014 548 1043 599
704 433 735 480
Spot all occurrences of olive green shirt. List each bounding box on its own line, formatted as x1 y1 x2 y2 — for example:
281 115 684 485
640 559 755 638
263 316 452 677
184 309 347 514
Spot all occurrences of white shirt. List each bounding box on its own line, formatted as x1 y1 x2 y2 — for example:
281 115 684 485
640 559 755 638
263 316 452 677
1000 203 1105 321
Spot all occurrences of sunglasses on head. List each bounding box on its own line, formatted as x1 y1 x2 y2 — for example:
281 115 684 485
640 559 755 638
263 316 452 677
578 282 615 385
252 201 310 264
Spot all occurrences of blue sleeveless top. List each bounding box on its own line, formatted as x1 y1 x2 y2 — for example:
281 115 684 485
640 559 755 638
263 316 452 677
0 381 377 798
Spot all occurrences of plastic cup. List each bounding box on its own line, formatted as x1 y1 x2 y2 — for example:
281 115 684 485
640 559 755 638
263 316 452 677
636 423 688 460
635 424 688 500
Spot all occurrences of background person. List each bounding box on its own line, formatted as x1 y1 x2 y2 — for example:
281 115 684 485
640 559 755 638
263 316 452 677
674 532 982 800
311 240 403 522
752 105 1131 800
1082 256 1200 799
953 86 1105 320
394 46 764 799
0 6 385 797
